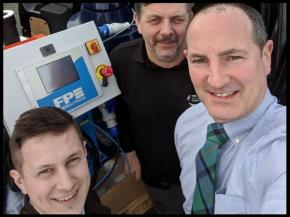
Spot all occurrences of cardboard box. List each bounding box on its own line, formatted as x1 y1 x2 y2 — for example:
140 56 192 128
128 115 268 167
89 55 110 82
121 192 153 214
97 155 152 214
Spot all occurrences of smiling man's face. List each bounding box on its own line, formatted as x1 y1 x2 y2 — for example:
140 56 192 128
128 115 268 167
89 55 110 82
185 5 273 123
10 126 90 214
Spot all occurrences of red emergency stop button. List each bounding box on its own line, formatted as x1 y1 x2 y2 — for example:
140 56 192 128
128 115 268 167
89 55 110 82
100 65 113 77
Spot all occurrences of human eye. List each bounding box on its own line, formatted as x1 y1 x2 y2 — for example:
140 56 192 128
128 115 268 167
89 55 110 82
172 17 185 24
66 157 81 167
38 168 53 176
225 56 243 62
148 17 161 25
191 58 208 65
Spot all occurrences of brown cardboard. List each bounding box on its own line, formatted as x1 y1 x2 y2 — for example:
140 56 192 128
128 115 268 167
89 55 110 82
97 155 152 214
100 174 150 213
29 16 51 35
121 193 152 214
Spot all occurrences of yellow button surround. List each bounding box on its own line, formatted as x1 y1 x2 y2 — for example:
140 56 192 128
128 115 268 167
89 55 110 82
85 39 101 55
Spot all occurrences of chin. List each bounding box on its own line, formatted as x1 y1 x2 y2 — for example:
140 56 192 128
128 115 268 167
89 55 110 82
209 110 235 123
158 54 177 62
57 207 82 214
213 112 242 123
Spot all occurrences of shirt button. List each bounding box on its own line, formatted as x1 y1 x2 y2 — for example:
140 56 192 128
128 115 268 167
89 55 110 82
234 137 240 144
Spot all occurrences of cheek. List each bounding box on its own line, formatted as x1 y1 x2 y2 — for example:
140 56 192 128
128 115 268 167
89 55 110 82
175 27 188 39
25 178 52 199
231 62 261 84
139 24 154 36
75 161 90 180
189 68 205 86
76 164 91 191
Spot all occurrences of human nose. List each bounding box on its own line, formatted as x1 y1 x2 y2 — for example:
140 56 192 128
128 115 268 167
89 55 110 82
56 168 74 191
207 61 229 88
159 19 174 36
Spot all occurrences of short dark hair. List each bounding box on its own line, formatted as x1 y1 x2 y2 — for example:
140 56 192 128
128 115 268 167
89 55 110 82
9 107 83 172
134 3 194 15
191 3 268 52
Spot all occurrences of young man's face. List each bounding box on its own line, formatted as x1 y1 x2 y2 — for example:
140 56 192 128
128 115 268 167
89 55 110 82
185 5 273 123
10 126 91 214
135 3 191 66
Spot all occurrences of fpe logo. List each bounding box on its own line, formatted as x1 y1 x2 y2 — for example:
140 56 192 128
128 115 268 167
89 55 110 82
53 87 85 108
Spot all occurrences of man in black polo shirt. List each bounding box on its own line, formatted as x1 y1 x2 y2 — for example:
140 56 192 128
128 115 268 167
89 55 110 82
110 3 195 214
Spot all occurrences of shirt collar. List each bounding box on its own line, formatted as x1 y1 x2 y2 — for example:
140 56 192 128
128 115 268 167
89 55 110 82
223 89 275 142
133 38 148 64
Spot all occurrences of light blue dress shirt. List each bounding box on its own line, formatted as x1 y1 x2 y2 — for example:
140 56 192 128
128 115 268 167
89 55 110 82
174 89 286 214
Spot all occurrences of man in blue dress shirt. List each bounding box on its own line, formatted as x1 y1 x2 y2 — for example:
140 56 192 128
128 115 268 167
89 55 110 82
174 3 286 214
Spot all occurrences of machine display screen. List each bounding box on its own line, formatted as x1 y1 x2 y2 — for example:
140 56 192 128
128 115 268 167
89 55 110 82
37 56 80 94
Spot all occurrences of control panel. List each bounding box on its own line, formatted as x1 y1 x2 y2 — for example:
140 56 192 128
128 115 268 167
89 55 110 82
4 21 121 136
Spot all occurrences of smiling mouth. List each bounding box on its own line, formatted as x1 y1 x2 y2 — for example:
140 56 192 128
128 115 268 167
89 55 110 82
159 41 176 45
211 91 238 98
54 189 78 203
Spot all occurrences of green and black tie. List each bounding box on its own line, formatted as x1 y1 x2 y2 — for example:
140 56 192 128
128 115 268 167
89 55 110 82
191 123 229 214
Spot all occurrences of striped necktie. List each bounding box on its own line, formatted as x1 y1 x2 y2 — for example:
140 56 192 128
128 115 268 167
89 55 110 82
191 123 229 214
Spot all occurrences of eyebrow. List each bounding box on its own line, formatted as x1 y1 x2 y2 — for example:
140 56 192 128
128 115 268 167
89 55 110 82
171 14 187 19
218 48 248 57
189 53 206 59
36 151 83 171
189 48 248 59
146 12 186 18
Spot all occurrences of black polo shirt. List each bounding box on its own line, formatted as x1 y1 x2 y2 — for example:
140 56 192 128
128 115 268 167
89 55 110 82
110 38 196 187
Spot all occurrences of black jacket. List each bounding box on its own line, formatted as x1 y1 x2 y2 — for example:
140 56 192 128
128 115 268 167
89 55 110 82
110 38 196 187
20 189 110 214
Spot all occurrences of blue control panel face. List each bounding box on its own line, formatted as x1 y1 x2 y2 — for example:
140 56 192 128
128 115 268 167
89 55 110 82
36 56 99 112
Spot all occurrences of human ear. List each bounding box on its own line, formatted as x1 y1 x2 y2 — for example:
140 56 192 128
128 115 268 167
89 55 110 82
183 49 188 59
263 40 273 75
82 141 87 157
9 169 28 195
134 13 142 35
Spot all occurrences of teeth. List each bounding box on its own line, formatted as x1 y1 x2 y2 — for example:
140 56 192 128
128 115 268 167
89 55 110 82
55 190 77 202
215 92 234 97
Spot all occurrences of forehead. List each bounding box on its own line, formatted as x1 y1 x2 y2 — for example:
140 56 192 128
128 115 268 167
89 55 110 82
187 5 253 48
141 3 188 17
191 5 251 32
20 127 82 169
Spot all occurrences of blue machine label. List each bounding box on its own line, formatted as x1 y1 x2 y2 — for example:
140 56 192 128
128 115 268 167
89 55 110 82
37 57 99 112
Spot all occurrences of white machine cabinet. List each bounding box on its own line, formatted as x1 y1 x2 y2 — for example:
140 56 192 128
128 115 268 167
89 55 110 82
4 21 121 136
